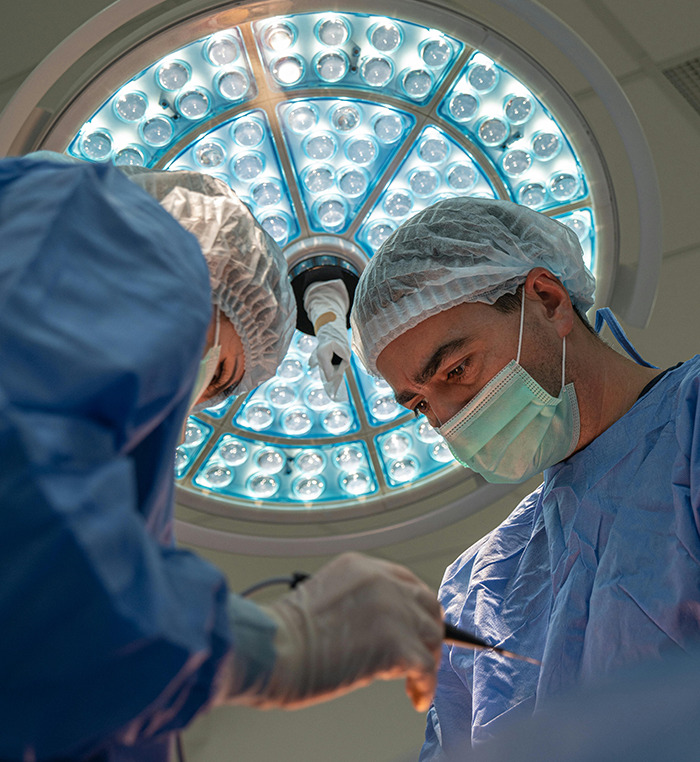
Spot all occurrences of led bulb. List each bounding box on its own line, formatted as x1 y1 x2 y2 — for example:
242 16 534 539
80 130 112 161
532 132 562 161
322 408 352 435
518 182 547 208
245 403 274 430
502 149 532 177
247 473 279 498
219 440 248 466
315 198 347 232
549 172 580 201
416 420 441 443
261 214 290 245
338 168 367 197
382 431 411 457
334 445 365 471
316 52 348 82
365 220 396 249
303 165 334 193
272 55 305 85
178 89 210 119
560 212 591 241
304 133 337 160
383 191 413 218
286 105 318 133
402 69 433 99
341 471 371 496
389 457 418 483
422 38 452 67
478 117 509 146
295 450 325 475
114 91 147 122
204 464 233 488
157 60 190 90
252 180 282 207
114 147 145 167
206 35 239 66
369 22 401 52
467 63 498 93
293 476 325 500
448 93 479 122
233 119 264 146
373 114 403 143
184 421 204 447
283 409 312 435
361 57 393 87
371 395 400 421
268 384 296 407
218 70 249 100
447 162 477 191
278 358 304 382
195 141 226 168
256 448 285 474
409 168 439 196
234 152 264 180
332 104 361 132
175 447 189 473
264 22 296 51
346 137 376 165
141 117 173 147
431 441 453 462
504 95 533 124
418 135 449 163
317 16 350 46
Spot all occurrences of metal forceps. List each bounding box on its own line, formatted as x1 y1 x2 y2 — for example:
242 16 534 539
444 623 542 666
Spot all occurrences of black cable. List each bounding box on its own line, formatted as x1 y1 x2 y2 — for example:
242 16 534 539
239 572 310 598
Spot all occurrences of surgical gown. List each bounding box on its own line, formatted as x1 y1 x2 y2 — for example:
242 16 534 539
0 157 233 761
421 355 700 760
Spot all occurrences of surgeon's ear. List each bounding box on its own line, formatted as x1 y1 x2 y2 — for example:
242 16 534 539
525 267 574 338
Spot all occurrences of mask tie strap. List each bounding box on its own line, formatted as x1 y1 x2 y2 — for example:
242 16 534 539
594 308 657 368
516 288 526 364
214 308 221 348
561 335 567 393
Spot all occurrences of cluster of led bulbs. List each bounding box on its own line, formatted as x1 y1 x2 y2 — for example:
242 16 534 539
67 11 597 507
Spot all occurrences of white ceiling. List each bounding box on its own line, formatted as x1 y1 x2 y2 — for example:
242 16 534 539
2 1 699 760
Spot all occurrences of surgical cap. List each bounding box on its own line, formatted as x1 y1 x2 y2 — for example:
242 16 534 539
351 197 595 374
121 168 296 394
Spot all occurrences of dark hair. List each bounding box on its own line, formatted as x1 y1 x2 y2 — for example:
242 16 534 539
492 285 597 336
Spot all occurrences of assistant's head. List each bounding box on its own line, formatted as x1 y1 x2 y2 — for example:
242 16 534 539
122 168 296 408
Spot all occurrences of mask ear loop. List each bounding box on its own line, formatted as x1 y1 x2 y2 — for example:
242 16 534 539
516 288 526 364
561 335 567 394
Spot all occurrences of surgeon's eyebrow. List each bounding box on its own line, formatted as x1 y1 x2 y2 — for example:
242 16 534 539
394 336 473 408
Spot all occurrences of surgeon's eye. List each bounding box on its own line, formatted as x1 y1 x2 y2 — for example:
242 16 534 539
446 360 470 380
413 400 429 417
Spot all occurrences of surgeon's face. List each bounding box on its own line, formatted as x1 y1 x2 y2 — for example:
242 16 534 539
375 284 564 429
196 309 246 407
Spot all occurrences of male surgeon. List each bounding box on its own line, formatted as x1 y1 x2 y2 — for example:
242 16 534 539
350 196 700 759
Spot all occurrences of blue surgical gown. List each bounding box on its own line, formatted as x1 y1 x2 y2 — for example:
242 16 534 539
0 157 233 761
421 356 700 760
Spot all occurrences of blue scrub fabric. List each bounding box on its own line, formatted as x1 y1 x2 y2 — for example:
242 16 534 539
421 356 700 760
0 157 232 761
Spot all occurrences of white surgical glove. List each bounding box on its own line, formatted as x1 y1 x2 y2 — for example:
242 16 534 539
304 279 351 401
223 553 443 712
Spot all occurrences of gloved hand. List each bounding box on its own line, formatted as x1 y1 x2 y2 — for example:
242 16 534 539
225 553 443 711
303 279 351 401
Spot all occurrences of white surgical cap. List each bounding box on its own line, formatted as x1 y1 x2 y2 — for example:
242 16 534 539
122 168 296 394
351 197 595 374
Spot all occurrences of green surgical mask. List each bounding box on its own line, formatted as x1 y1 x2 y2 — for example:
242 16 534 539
438 294 580 483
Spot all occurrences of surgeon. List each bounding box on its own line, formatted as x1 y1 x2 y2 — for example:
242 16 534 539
0 155 443 762
350 197 700 759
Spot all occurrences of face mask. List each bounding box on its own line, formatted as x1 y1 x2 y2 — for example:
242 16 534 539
188 309 221 410
438 293 580 483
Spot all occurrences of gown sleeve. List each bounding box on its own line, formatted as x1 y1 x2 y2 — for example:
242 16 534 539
0 157 236 760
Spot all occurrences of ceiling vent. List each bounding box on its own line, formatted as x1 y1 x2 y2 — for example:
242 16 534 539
663 57 700 117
